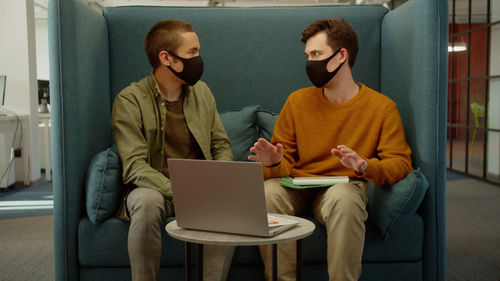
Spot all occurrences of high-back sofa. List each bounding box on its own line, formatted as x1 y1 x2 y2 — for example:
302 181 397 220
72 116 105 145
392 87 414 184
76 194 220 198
49 0 448 280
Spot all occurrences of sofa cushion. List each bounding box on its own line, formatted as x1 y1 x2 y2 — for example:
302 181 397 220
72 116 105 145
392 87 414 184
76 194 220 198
298 214 423 264
362 214 424 262
255 108 278 141
79 217 185 267
220 106 259 161
220 105 278 162
366 168 428 239
85 147 123 224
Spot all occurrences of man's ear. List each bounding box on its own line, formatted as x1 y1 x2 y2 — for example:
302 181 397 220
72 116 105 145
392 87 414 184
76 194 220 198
158 50 173 66
339 48 349 65
327 48 348 72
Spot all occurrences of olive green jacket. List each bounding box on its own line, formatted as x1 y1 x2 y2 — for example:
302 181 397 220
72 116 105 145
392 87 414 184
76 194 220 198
111 74 233 203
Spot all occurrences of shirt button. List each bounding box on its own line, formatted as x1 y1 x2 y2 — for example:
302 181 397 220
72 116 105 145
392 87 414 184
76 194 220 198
162 102 165 106
161 126 164 131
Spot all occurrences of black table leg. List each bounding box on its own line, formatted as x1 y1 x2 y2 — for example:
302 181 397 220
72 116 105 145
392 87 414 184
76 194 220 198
196 244 204 281
296 239 302 281
272 244 278 281
185 242 192 281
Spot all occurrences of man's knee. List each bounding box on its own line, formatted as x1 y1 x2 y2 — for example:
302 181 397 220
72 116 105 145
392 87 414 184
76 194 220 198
327 183 365 203
264 178 285 199
263 178 294 214
127 188 166 223
322 183 367 219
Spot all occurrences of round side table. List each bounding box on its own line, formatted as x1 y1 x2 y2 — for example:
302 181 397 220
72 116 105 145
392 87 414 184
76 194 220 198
165 214 315 281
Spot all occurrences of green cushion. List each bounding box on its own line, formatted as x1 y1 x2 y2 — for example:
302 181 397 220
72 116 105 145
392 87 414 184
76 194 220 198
220 106 259 161
85 147 123 224
220 106 279 161
255 108 278 141
366 168 428 239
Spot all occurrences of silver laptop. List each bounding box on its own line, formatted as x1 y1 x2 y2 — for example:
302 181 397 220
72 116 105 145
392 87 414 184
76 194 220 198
167 158 299 237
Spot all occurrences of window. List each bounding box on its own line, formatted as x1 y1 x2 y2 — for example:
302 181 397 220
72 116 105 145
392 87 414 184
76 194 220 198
448 0 500 184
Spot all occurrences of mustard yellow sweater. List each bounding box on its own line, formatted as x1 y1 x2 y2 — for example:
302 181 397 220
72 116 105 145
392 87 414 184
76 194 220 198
264 83 413 186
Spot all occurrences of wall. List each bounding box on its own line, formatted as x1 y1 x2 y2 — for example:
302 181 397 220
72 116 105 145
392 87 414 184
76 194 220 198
35 18 49 81
0 0 41 183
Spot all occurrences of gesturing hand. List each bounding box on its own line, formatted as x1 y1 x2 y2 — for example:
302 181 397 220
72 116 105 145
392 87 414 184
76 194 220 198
248 138 284 167
331 145 367 173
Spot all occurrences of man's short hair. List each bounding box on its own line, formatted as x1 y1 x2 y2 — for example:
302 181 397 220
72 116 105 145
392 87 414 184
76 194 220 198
301 18 358 68
144 19 195 68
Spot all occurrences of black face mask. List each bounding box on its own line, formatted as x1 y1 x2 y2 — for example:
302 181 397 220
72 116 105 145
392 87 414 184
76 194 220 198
305 49 345 88
167 52 204 86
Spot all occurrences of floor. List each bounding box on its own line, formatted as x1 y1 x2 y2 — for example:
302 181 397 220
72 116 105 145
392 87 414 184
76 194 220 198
445 172 500 281
0 171 499 281
0 177 54 281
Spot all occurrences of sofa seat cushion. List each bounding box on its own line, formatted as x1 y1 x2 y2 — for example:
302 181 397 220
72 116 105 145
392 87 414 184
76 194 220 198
299 213 424 264
79 217 184 267
362 213 423 262
79 214 422 267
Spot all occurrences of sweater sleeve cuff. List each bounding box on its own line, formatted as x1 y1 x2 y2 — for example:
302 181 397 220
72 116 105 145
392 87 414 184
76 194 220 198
263 161 285 179
269 160 281 167
356 158 379 182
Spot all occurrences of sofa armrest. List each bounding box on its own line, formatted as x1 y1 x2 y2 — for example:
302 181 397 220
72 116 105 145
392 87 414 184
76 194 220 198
381 0 448 280
49 1 111 280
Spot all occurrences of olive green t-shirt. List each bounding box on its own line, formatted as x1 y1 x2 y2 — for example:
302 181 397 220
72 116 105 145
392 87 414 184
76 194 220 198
162 93 204 177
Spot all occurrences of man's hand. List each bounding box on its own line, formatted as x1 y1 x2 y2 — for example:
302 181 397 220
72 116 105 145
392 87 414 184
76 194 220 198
331 145 367 173
248 138 283 167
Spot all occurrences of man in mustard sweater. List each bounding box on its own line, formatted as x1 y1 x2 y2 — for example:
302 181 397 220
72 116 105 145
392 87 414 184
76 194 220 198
248 18 413 281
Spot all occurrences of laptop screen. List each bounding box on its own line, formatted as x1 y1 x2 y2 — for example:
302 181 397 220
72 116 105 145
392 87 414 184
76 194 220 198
0 75 6 106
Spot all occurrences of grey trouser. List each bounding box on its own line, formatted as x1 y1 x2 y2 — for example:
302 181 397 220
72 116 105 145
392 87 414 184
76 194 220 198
127 187 235 281
259 179 368 281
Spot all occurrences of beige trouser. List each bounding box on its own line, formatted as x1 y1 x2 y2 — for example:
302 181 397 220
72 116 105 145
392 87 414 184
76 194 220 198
127 187 235 281
259 179 368 281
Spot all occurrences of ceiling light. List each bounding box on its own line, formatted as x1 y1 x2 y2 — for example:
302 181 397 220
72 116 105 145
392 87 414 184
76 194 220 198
448 43 467 52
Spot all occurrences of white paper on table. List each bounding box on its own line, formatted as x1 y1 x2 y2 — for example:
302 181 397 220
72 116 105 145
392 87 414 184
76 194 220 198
267 214 300 228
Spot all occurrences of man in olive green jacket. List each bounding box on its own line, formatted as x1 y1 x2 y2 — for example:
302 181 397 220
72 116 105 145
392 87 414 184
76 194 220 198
111 19 234 281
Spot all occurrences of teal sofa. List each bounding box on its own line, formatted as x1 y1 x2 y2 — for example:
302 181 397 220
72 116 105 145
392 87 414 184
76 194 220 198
49 0 447 280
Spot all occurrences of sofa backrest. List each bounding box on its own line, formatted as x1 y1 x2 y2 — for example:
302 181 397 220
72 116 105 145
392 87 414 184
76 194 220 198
104 5 387 113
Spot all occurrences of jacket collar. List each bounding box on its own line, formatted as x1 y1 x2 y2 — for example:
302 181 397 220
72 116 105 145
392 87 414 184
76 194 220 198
147 72 191 100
